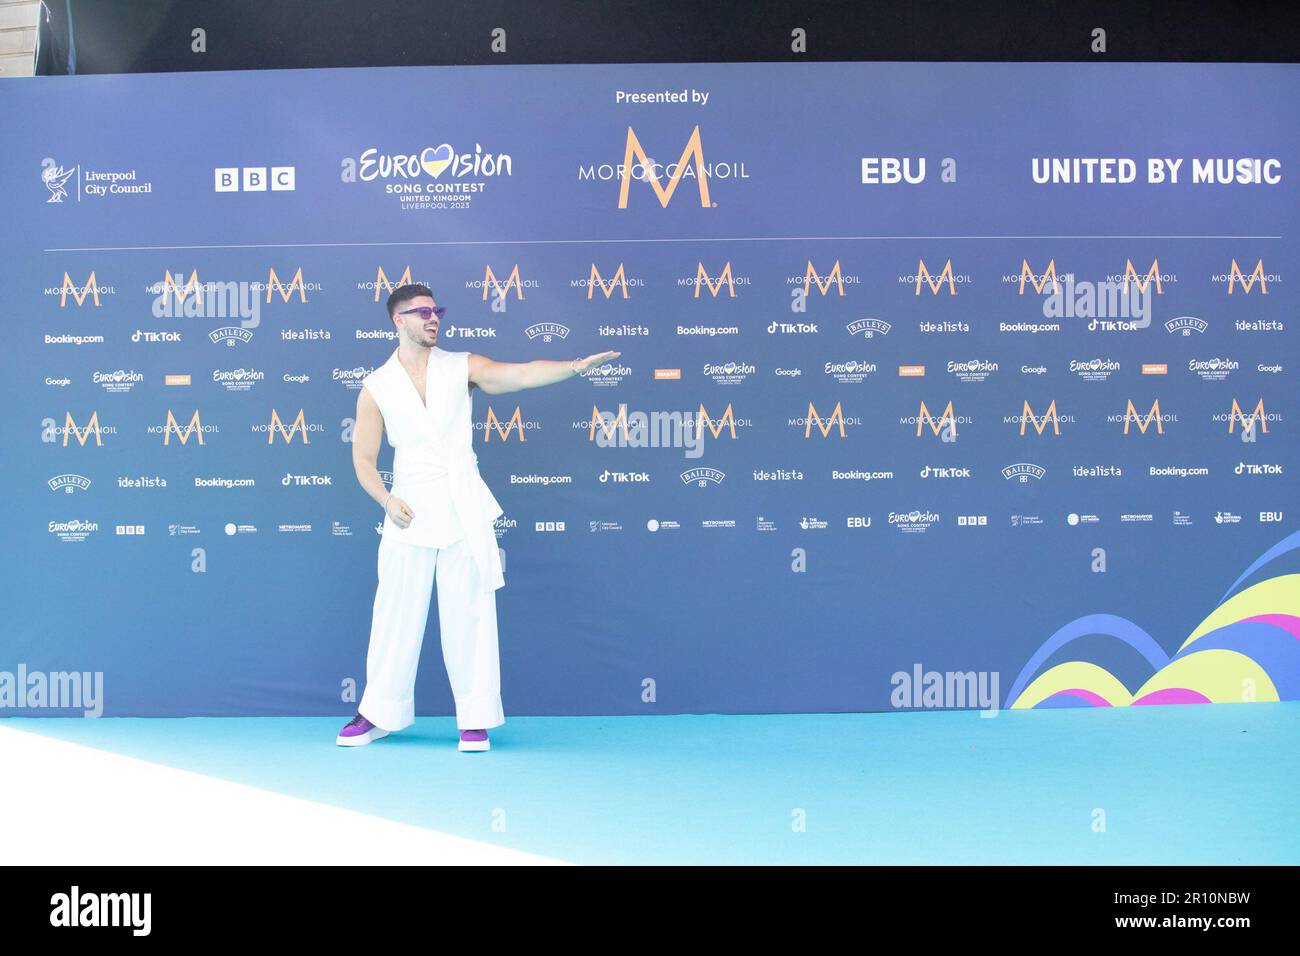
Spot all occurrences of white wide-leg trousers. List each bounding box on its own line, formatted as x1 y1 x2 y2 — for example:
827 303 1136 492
358 534 504 732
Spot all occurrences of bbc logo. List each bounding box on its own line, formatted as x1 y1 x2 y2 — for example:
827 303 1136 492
115 525 145 535
957 515 988 526
214 167 296 192
534 521 566 532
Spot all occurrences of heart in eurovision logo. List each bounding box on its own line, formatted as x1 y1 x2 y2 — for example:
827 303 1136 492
420 144 454 178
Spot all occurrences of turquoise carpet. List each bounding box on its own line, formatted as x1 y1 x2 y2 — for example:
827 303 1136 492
9 704 1298 864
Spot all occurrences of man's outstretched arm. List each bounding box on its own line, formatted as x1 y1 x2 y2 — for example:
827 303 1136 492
468 350 621 394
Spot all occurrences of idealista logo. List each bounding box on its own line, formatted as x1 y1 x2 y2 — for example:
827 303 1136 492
342 142 513 211
42 156 153 203
1002 463 1047 483
681 467 725 487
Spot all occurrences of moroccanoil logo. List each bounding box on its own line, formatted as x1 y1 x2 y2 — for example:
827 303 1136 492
63 411 102 446
482 264 525 302
1227 259 1268 294
804 401 847 438
1017 259 1061 295
159 270 203 305
694 261 736 298
1123 399 1164 435
163 409 204 445
60 272 100 307
267 408 311 444
694 403 737 442
617 126 711 209
265 267 308 304
803 260 845 297
916 401 958 437
915 259 957 296
1020 399 1061 436
1228 398 1268 435
1122 258 1164 295
588 263 630 300
483 406 527 442
372 266 415 302
588 403 629 442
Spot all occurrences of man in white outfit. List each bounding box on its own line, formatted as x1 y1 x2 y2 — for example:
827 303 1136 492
337 284 618 752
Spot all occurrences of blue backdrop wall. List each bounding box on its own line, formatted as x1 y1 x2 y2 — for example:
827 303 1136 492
2 62 1298 717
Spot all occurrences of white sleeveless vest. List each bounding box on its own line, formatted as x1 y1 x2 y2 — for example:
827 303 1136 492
362 347 505 591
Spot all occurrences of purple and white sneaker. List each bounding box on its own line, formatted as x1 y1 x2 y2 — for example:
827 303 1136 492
458 729 490 753
336 713 389 747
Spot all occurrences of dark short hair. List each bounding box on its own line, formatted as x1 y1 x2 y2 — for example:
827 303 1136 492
386 283 434 317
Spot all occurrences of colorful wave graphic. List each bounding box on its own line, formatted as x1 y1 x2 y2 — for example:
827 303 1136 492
1006 530 1300 709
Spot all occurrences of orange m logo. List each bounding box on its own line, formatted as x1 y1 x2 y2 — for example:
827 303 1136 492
805 401 846 438
483 406 526 442
916 259 956 296
617 125 711 209
588 263 630 300
482 264 524 302
266 267 307 303
1228 398 1268 434
1018 259 1060 295
268 408 310 444
163 409 204 445
1122 258 1163 295
694 261 735 298
60 272 99 307
588 404 629 442
696 403 737 442
373 266 414 302
917 400 957 437
161 270 202 305
804 260 845 297
1227 259 1267 294
63 411 102 446
1020 399 1060 436
1123 399 1164 435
